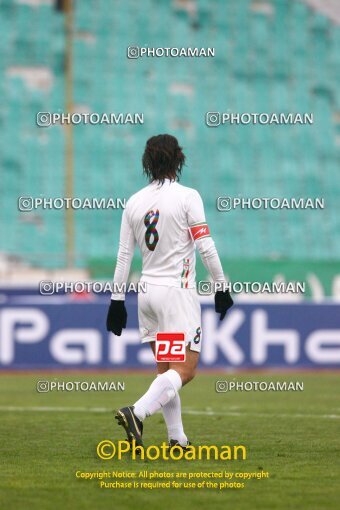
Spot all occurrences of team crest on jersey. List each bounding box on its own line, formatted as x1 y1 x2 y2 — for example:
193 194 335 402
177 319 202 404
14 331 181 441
190 222 210 241
181 258 190 288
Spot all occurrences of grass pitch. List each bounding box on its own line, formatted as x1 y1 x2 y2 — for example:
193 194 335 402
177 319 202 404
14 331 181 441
0 372 339 510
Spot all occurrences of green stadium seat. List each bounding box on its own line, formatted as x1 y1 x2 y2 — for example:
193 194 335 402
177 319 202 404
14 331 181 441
1 0 339 268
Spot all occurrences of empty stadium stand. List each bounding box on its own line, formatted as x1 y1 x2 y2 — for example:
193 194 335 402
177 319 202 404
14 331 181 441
1 0 339 271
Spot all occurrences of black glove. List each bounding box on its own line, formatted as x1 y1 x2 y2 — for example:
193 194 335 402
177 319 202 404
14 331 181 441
106 299 127 336
215 290 233 321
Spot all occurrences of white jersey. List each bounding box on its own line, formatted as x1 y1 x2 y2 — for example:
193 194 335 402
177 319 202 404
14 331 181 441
112 179 225 299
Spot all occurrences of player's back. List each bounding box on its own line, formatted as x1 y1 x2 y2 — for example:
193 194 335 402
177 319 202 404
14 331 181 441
126 179 198 288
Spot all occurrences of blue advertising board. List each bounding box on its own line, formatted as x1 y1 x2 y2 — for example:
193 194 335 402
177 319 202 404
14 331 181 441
0 290 339 369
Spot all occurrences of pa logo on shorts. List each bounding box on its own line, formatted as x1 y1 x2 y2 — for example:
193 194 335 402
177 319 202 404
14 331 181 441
155 333 186 362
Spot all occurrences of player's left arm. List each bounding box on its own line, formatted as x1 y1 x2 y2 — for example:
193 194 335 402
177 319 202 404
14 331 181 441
106 207 136 335
187 190 233 320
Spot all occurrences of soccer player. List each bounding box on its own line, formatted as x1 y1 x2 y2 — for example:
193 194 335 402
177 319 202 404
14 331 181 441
106 134 233 448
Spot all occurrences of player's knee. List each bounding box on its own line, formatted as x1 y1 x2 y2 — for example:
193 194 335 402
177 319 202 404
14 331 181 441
180 367 196 386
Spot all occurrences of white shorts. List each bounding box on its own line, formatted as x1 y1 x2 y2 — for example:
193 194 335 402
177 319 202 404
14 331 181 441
138 284 202 353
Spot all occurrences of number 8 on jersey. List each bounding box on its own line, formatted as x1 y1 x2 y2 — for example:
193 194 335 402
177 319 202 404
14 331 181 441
144 209 160 251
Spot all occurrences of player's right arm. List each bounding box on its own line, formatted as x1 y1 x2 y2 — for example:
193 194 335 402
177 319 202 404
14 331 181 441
187 189 233 320
106 206 136 336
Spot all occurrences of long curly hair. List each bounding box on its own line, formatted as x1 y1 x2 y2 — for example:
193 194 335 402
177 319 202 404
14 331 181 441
142 134 186 184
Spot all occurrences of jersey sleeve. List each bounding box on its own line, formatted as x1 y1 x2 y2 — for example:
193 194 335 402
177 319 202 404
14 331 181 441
187 190 226 283
111 206 136 300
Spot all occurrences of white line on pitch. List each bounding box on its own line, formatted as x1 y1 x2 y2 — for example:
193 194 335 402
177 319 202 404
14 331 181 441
0 406 108 413
0 406 338 419
182 409 340 419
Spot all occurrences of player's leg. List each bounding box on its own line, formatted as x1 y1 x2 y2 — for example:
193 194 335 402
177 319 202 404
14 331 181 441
117 287 183 435
132 287 200 446
117 360 193 446
132 361 182 421
169 346 200 385
150 341 169 375
166 346 199 448
115 286 184 445
149 341 188 446
165 287 201 447
115 288 158 446
115 286 201 446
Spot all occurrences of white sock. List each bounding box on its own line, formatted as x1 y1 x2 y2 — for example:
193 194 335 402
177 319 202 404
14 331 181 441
133 369 182 421
162 392 188 446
